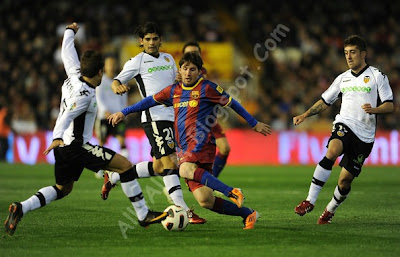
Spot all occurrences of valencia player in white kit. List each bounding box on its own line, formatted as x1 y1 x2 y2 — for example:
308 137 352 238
293 35 394 224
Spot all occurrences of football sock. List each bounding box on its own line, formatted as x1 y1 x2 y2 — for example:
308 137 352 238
306 157 334 204
326 185 351 213
212 152 228 178
193 168 233 196
21 185 63 214
107 162 155 184
211 197 253 218
162 169 189 211
120 166 148 221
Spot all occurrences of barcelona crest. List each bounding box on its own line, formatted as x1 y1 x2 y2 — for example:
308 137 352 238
191 91 199 99
364 76 370 83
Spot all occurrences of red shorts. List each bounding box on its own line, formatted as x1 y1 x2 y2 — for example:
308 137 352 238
211 123 226 139
185 162 213 192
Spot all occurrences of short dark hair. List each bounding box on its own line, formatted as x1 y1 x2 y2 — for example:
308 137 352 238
179 52 203 70
135 22 162 39
344 35 367 52
80 50 104 78
182 42 201 54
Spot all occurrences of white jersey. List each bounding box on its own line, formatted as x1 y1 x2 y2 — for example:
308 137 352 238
322 65 393 143
96 74 127 119
52 29 97 145
115 51 177 123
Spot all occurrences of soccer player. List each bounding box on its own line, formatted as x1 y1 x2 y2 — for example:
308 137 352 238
3 23 166 236
102 22 205 224
108 52 272 229
293 35 394 224
94 55 128 179
181 42 230 178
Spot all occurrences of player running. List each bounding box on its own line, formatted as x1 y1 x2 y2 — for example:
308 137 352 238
101 22 205 224
108 52 272 229
4 23 166 236
293 35 394 224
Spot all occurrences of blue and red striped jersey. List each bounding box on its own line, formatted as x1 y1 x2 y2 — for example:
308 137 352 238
153 77 232 164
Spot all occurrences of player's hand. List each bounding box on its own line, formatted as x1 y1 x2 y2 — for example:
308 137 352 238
66 22 79 34
293 114 306 126
43 139 64 155
252 122 272 136
111 83 130 95
361 103 374 114
107 112 125 127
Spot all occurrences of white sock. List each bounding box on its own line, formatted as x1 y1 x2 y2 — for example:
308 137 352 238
326 185 350 213
136 161 158 178
163 175 189 211
306 164 331 204
21 186 58 214
109 172 120 184
120 179 148 221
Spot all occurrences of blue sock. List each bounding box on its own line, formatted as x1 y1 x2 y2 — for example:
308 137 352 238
212 153 228 178
194 168 233 196
212 197 253 218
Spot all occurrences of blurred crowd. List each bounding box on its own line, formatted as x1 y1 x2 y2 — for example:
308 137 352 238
1 0 398 138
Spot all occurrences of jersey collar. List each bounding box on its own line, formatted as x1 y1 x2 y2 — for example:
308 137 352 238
144 51 160 58
181 77 204 90
79 77 96 89
351 64 369 77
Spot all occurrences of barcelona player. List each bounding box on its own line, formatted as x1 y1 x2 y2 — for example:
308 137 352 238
108 52 272 229
180 42 230 178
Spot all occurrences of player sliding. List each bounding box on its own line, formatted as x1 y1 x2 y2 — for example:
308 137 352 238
4 23 166 236
293 35 394 224
108 52 272 229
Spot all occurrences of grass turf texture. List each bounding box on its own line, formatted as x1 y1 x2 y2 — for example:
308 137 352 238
0 163 399 257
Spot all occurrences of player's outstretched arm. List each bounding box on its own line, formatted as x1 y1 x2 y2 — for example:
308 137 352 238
293 99 329 126
361 102 394 114
229 98 271 136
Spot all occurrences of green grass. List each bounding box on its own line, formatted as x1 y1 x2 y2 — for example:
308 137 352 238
0 163 399 257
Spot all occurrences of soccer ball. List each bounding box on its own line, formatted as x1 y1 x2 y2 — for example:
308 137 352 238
161 205 189 231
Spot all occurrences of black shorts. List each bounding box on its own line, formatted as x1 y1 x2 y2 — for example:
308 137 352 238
327 123 373 177
143 121 176 159
95 119 126 143
54 142 116 185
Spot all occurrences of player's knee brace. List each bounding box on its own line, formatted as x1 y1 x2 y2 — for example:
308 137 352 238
319 156 334 170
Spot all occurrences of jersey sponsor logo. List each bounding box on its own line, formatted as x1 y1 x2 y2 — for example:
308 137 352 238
191 91 199 99
147 65 173 73
216 85 224 94
341 86 371 93
173 100 198 108
363 76 370 83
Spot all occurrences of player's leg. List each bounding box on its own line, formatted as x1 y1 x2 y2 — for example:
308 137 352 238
104 152 166 227
295 124 347 216
94 118 109 178
115 121 128 159
180 162 245 208
191 185 258 229
5 146 79 236
213 137 230 178
318 167 354 224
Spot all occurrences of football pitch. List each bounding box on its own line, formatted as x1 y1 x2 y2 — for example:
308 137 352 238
0 163 399 257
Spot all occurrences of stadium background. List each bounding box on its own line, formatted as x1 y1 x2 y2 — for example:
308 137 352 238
0 0 399 165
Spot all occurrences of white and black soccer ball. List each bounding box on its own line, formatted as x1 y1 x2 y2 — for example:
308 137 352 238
161 205 189 231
